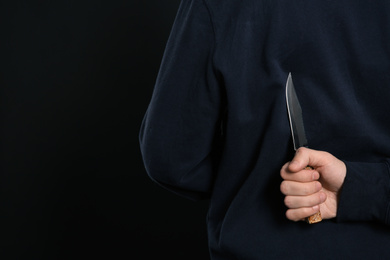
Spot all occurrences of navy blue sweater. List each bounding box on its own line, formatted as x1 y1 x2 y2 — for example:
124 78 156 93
140 0 390 259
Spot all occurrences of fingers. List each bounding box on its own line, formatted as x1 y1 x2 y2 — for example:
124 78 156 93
288 147 331 172
280 163 319 182
286 205 320 222
283 191 326 209
280 162 325 221
280 180 322 196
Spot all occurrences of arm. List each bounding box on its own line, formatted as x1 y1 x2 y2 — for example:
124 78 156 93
337 160 390 224
139 0 223 201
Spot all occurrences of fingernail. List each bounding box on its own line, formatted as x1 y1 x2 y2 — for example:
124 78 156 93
312 205 319 211
320 192 326 202
312 171 319 181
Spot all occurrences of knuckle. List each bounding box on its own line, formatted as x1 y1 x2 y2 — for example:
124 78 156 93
312 182 317 193
286 210 299 222
309 193 322 206
304 207 316 216
296 147 308 155
318 192 326 203
280 181 288 194
315 181 322 191
285 210 293 220
310 182 319 194
284 196 292 208
280 163 290 177
317 193 324 204
280 168 285 178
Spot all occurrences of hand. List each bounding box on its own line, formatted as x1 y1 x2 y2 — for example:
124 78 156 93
280 147 346 222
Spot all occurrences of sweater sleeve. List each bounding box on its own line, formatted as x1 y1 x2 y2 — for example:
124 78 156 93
139 0 223 201
336 160 390 225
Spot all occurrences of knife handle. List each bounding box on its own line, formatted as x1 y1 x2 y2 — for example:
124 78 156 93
304 166 322 224
306 211 322 224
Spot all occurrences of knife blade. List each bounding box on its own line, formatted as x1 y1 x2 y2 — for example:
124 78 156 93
285 72 322 224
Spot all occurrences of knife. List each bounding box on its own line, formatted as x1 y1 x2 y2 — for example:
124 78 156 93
285 72 322 224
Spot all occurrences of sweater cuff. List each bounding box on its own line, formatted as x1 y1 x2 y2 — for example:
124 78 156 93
336 160 390 224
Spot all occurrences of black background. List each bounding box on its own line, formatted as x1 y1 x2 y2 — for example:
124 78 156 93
0 1 210 259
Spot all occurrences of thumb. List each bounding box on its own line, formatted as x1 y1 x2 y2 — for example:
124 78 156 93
288 147 329 172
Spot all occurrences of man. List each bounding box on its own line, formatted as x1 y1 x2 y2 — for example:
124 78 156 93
140 0 390 259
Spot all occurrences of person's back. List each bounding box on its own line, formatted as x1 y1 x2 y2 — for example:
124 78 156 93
140 0 390 259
